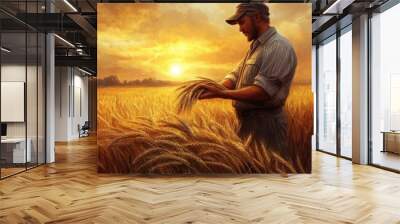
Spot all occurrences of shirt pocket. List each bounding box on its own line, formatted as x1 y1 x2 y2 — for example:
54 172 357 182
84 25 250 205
241 58 259 86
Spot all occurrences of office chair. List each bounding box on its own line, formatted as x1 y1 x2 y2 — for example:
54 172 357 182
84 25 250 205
79 121 90 138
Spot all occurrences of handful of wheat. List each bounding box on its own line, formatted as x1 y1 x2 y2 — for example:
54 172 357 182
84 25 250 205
176 77 227 114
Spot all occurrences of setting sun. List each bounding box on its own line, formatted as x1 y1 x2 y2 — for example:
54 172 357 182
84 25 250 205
170 64 183 77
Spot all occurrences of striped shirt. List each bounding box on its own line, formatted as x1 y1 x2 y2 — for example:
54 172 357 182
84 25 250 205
224 27 297 111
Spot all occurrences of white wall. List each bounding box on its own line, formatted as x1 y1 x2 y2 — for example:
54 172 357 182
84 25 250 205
55 67 89 141
55 66 70 141
1 63 46 164
1 65 26 138
73 73 89 137
1 65 42 138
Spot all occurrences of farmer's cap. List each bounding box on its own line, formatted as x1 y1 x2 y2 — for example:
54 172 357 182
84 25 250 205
225 3 270 25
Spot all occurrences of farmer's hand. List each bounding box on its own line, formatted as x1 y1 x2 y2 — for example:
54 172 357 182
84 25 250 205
199 91 220 99
198 85 226 100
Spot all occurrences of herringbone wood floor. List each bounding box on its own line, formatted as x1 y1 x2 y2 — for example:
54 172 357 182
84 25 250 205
1 136 400 224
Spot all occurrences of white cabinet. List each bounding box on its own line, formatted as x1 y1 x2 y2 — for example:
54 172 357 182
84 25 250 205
1 138 32 163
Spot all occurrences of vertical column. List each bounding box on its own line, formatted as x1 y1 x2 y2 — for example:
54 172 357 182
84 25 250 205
336 30 341 157
352 14 369 164
312 45 317 150
88 77 97 132
46 0 55 163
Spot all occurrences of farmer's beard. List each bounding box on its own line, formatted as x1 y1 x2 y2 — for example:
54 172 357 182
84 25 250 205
246 19 259 42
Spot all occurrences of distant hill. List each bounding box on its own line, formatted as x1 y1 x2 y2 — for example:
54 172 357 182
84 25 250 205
98 75 181 87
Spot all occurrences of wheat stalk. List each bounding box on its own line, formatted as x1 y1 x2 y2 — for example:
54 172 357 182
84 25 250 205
176 77 227 114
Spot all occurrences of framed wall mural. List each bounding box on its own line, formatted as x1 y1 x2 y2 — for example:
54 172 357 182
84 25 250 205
97 3 312 174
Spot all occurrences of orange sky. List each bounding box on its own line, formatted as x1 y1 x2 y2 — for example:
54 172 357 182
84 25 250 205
98 3 311 84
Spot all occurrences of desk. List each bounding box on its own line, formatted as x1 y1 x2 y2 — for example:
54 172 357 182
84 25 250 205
1 138 31 163
382 131 400 154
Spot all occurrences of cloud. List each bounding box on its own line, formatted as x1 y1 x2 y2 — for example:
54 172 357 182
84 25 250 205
98 3 311 84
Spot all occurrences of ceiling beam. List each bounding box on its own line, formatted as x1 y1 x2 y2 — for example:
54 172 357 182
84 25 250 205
55 55 96 70
322 0 356 14
67 13 97 39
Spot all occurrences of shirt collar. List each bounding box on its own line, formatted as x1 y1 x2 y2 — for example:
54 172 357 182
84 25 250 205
250 27 277 51
257 27 277 45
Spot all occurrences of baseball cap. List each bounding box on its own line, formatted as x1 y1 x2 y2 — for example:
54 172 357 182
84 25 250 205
225 3 270 25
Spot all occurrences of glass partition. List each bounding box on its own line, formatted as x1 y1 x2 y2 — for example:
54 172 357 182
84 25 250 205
27 31 38 169
1 30 28 178
0 1 46 179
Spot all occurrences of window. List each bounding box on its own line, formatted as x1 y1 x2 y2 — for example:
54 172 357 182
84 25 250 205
317 35 337 154
339 27 352 158
370 3 400 171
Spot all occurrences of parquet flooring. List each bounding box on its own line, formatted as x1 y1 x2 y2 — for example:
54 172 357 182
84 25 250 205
1 136 400 223
1 167 26 178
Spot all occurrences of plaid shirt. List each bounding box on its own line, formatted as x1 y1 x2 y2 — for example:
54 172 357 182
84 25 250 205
224 27 297 111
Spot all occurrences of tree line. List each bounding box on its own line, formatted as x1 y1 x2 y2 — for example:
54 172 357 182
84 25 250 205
98 75 181 87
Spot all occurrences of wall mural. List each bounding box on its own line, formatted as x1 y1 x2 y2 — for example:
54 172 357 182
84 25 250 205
97 3 313 174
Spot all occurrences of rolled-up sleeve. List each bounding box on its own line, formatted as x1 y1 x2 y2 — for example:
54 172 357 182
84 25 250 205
253 40 297 98
224 59 244 85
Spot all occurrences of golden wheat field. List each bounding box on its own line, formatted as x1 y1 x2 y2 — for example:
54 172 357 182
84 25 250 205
97 85 313 174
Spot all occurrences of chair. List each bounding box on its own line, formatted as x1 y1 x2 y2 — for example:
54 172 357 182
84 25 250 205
79 121 90 138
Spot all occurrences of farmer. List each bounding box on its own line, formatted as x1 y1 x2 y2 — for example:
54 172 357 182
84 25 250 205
199 2 297 159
